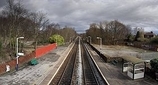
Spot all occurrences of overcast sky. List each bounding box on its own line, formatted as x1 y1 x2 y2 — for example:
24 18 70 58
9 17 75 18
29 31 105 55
0 0 158 33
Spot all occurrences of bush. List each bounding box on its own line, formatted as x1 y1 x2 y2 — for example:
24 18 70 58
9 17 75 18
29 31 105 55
137 38 149 42
49 34 65 45
150 37 158 44
150 58 158 72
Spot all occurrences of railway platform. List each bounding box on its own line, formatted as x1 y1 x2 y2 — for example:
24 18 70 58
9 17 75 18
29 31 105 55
39 43 74 85
90 44 158 85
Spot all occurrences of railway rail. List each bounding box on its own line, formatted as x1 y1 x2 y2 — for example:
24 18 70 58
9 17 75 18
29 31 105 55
50 40 78 85
49 38 108 85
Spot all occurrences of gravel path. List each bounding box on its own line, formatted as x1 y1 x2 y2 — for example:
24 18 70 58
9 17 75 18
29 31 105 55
0 46 67 85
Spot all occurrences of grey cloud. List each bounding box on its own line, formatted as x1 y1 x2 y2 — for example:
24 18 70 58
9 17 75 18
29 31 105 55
1 0 158 33
0 0 7 7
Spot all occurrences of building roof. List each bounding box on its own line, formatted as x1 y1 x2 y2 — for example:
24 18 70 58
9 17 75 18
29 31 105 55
144 31 155 36
121 56 144 64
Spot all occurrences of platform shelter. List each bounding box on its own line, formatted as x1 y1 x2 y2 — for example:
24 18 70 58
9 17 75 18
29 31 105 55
121 56 145 79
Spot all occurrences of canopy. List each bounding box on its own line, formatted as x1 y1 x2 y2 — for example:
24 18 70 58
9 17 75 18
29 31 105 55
121 56 144 64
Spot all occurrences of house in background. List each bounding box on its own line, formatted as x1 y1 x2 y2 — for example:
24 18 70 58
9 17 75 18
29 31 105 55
144 31 155 39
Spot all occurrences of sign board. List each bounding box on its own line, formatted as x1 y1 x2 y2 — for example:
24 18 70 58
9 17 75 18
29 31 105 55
18 53 24 56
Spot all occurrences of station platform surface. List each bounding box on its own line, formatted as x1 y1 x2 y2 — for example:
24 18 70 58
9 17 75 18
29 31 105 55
90 44 158 85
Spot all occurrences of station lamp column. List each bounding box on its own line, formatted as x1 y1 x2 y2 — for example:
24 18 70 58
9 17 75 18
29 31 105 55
88 36 91 44
97 37 102 50
16 37 24 71
70 37 72 43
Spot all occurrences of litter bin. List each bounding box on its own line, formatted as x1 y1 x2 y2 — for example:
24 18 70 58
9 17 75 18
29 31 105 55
29 58 38 65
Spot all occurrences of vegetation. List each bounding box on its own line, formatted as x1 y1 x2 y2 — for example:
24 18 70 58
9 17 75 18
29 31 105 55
0 0 157 64
86 20 131 45
126 34 135 42
134 31 149 42
150 58 158 72
49 34 65 45
0 0 77 62
150 37 158 44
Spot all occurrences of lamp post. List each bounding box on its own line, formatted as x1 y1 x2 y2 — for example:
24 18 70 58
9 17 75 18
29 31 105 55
97 37 102 50
16 37 24 71
88 36 91 44
70 37 72 43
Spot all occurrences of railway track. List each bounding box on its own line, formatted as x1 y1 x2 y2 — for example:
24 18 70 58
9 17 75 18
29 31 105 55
81 41 107 85
81 41 99 85
50 39 78 85
49 38 108 85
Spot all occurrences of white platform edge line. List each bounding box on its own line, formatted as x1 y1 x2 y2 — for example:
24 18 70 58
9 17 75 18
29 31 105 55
85 44 110 85
46 42 75 85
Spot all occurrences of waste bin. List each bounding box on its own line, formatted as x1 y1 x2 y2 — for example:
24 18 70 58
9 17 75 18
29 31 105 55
29 58 38 65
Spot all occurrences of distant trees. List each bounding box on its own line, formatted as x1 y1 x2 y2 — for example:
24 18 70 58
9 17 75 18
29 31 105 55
60 26 77 42
86 20 131 45
0 0 29 49
86 23 101 44
0 0 77 61
40 25 77 44
0 0 77 46
126 33 134 42
135 31 145 41
28 12 49 49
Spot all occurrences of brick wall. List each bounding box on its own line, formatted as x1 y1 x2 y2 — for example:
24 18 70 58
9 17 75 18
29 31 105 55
0 52 35 75
35 43 57 58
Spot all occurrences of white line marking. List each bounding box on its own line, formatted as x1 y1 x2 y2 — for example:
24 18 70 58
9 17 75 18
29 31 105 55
85 44 110 85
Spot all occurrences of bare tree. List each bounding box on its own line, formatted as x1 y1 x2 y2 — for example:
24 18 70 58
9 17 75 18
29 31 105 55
29 12 49 49
105 20 129 44
60 26 77 42
86 23 101 44
0 0 29 49
86 20 130 45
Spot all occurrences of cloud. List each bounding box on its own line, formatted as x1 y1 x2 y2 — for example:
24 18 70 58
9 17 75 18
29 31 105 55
0 0 7 7
1 0 158 33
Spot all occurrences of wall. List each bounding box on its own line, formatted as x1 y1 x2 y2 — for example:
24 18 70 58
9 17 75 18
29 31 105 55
0 52 35 75
35 43 57 58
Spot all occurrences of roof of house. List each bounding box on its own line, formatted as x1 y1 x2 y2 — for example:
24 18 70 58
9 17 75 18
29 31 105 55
144 31 155 36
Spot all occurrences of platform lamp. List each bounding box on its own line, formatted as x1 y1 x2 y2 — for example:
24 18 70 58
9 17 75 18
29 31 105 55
97 37 102 50
16 37 24 71
88 36 91 44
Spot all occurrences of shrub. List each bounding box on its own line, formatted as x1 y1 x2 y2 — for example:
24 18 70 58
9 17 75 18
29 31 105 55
150 58 158 72
150 37 158 44
49 34 65 45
